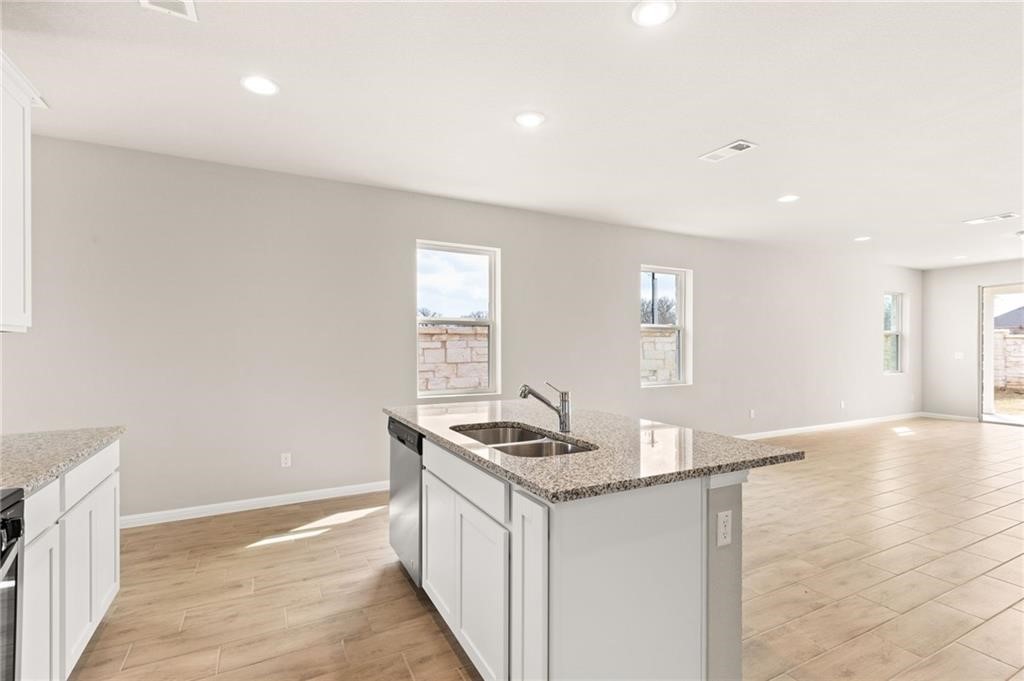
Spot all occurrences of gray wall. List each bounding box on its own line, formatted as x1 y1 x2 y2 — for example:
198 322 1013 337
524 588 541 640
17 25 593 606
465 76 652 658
922 259 1024 418
1 137 923 514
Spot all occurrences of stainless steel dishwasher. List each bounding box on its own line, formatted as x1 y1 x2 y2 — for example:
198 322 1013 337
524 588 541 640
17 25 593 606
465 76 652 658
388 417 423 586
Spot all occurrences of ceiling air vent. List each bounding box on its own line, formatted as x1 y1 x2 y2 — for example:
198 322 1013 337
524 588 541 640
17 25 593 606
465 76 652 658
962 212 1020 225
698 139 758 162
139 0 198 22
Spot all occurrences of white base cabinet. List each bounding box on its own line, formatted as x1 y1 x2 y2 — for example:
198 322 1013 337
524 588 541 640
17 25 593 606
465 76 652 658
422 470 458 624
510 491 547 681
421 469 509 681
20 442 120 681
61 472 120 679
454 495 509 681
418 440 743 681
21 526 60 681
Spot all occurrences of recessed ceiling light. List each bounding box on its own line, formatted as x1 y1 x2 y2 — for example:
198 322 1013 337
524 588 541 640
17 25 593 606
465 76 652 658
514 111 546 129
632 1 677 27
853 236 872 242
241 75 279 96
952 255 968 260
777 195 800 203
963 212 1019 225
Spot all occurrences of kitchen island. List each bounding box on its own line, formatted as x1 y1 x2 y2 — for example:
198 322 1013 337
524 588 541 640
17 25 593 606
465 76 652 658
384 401 803 681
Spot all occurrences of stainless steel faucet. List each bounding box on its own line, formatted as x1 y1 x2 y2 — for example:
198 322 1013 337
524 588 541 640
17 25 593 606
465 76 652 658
519 382 572 433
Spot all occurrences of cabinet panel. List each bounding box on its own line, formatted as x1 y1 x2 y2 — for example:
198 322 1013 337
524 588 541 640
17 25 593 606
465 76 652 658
0 56 33 332
511 492 548 681
24 480 59 545
60 472 120 679
423 441 509 523
92 473 120 618
64 442 119 512
456 496 509 681
60 496 91 678
22 525 60 681
422 470 458 625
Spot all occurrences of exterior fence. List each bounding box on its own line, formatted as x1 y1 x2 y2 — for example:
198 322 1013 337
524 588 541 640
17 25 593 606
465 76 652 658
994 329 1024 391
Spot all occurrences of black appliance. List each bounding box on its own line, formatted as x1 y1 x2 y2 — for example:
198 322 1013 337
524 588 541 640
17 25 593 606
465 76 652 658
0 488 24 681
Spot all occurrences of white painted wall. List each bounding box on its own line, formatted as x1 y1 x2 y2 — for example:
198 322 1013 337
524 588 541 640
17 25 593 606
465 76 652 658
922 259 1024 418
1 137 923 514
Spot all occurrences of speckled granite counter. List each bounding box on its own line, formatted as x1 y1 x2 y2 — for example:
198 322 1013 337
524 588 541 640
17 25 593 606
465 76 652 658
0 427 125 495
384 401 802 503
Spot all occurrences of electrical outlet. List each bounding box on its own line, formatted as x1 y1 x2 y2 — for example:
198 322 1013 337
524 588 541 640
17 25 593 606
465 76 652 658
749 409 756 419
717 510 733 547
840 400 846 410
280 452 292 468
954 351 965 360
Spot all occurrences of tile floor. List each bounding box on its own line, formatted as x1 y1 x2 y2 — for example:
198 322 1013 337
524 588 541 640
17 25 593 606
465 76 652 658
744 417 1023 681
68 417 1022 680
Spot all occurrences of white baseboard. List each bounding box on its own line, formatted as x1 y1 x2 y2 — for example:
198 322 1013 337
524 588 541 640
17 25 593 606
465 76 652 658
120 480 389 528
739 412 976 440
917 412 978 422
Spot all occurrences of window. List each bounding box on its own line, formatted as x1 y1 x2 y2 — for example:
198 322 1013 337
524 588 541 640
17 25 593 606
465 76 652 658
641 266 691 386
417 241 499 397
883 292 904 374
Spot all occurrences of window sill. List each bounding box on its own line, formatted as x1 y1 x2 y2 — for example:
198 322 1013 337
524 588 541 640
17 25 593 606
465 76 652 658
641 381 693 389
417 391 502 401
883 371 905 376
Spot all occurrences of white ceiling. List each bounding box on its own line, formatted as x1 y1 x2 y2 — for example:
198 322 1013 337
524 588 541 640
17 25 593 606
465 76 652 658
3 1 1022 270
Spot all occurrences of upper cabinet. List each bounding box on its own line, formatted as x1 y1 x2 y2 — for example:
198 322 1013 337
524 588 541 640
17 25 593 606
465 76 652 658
1 52 44 332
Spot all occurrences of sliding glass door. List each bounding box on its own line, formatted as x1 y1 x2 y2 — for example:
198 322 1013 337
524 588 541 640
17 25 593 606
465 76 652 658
980 282 1024 425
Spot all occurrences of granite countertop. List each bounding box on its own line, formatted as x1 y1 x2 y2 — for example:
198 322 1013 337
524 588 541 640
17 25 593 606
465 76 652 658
0 426 125 495
384 401 803 503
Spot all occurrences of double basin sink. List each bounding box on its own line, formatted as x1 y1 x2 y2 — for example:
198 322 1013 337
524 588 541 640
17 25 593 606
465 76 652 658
451 424 597 457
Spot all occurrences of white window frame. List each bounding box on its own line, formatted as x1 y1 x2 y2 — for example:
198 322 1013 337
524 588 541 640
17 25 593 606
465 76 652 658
416 240 500 398
883 291 904 375
641 265 693 388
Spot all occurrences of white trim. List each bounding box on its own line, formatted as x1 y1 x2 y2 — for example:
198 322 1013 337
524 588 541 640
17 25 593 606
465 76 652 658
1 51 47 108
738 412 975 440
120 480 388 528
918 412 978 422
416 240 501 399
708 470 749 489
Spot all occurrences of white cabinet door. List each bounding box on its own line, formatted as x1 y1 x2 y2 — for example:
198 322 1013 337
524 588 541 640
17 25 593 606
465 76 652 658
60 473 120 679
422 470 458 625
22 525 60 681
91 472 120 618
510 492 548 681
456 496 509 681
0 54 34 333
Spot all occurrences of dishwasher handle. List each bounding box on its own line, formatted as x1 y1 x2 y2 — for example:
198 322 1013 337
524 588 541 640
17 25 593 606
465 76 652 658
388 418 423 454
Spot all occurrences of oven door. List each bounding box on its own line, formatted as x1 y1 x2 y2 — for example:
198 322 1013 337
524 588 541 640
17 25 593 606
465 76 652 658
0 503 24 681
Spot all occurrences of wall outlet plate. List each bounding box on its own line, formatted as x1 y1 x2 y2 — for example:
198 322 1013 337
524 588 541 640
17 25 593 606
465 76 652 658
717 510 733 547
280 452 292 468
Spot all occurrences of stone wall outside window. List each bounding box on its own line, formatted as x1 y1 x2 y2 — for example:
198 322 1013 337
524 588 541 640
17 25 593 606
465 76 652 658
641 326 681 385
418 324 490 393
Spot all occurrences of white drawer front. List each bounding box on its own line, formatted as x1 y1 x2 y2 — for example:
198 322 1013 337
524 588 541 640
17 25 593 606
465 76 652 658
63 440 119 511
24 479 60 545
423 441 509 523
